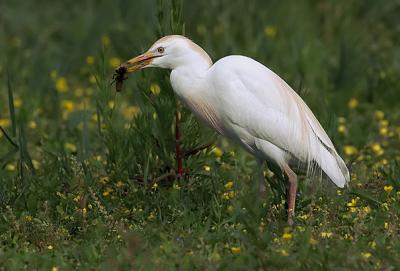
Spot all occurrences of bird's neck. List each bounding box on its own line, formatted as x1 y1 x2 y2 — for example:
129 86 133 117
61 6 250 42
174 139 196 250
170 62 225 135
170 60 211 100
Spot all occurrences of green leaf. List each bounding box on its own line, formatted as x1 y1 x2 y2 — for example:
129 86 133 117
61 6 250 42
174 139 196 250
6 69 17 137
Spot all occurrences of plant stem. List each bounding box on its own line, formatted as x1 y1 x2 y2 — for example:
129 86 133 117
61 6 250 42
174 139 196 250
175 101 183 176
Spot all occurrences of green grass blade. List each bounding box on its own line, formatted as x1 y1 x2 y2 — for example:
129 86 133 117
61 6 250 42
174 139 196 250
6 69 17 137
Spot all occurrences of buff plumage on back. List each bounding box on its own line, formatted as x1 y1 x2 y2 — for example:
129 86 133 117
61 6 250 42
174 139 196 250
274 74 350 187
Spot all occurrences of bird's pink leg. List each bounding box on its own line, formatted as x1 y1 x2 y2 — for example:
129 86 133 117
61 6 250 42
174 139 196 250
283 164 298 226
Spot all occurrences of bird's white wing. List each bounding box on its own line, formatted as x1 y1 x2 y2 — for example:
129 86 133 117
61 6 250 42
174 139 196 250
210 56 349 187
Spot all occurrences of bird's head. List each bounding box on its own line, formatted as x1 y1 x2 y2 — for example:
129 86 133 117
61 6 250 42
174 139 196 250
121 35 212 74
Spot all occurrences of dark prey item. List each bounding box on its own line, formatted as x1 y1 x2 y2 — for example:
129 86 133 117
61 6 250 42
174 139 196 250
112 66 128 92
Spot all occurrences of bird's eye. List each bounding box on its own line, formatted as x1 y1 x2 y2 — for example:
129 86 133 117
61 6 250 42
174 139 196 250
157 47 165 54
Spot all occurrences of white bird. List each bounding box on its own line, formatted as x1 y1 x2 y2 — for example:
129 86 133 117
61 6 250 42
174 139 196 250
121 35 350 225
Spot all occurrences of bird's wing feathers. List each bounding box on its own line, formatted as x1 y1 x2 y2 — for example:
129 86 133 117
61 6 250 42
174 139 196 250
210 56 349 186
218 76 312 161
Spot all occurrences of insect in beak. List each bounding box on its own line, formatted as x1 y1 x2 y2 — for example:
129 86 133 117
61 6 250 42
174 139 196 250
112 66 128 92
112 51 160 92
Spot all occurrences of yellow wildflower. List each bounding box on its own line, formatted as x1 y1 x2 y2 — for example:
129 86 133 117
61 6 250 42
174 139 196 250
338 117 346 124
122 106 141 120
56 77 68 93
173 183 181 190
98 176 109 184
374 110 385 120
0 118 11 128
320 232 333 238
211 147 223 157
109 57 121 68
222 192 230 200
89 74 97 84
282 232 293 241
94 155 102 162
102 187 113 196
368 241 376 249
5 164 16 171
14 98 23 108
230 247 241 254
363 206 371 214
29 121 37 129
379 159 388 166
74 87 84 97
309 238 317 245
86 55 95 65
116 181 124 188
361 252 372 259
150 83 161 95
65 142 77 153
279 249 289 256
52 267 59 271
299 214 309 220
204 165 211 171
107 100 115 109
344 233 353 240
379 120 389 127
224 181 234 190
25 215 32 221
347 198 358 207
348 98 359 109
147 212 156 221
384 185 393 193
61 100 75 112
337 124 347 134
379 127 388 136
371 143 384 156
264 25 277 38
384 222 389 230
349 207 357 213
343 145 357 156
32 160 40 170
47 245 53 250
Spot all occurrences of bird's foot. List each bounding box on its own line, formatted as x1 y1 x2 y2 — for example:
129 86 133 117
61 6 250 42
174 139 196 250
287 211 295 226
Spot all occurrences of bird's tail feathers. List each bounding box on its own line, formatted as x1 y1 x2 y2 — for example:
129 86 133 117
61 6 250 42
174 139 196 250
309 141 350 188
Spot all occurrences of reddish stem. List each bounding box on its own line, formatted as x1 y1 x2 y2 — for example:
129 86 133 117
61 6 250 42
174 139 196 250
175 106 183 176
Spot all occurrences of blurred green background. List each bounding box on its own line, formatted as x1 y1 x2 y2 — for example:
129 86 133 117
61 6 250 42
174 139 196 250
0 0 399 270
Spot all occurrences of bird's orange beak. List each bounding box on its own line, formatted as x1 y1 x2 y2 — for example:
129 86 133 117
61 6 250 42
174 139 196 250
122 51 158 73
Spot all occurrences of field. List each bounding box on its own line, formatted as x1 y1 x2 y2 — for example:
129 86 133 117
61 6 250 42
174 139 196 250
1 0 400 270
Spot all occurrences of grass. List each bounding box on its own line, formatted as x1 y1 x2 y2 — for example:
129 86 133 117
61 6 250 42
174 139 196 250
1 0 400 270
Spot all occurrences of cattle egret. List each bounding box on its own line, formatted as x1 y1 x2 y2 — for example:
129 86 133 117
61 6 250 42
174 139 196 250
120 35 350 225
